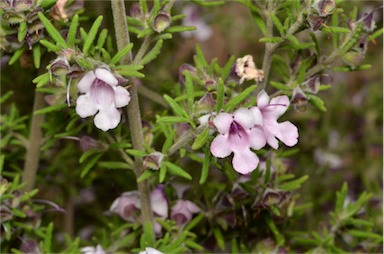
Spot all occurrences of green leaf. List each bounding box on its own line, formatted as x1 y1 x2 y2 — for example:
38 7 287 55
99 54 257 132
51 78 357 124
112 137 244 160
0 91 14 104
125 149 147 157
184 213 205 231
32 44 41 68
83 15 103 56
79 149 101 163
213 228 225 250
18 21 27 42
97 28 108 49
110 43 134 65
67 14 79 47
137 28 154 39
40 39 59 52
159 163 167 183
259 37 284 43
270 81 289 90
115 69 145 78
164 161 192 180
140 39 163 65
279 175 308 191
215 78 224 112
347 230 383 240
44 222 53 253
320 26 351 33
184 71 194 113
137 170 154 183
333 64 371 72
271 14 284 35
97 161 131 170
156 116 189 124
38 12 67 48
166 25 195 33
265 216 285 246
33 72 50 88
100 48 111 63
307 94 326 112
194 44 207 68
33 104 67 115
335 182 348 214
199 149 210 184
192 127 210 150
310 32 321 56
9 47 26 65
163 95 188 118
222 56 235 80
81 153 103 178
369 28 383 41
39 0 57 9
75 57 94 70
184 240 204 251
224 85 257 111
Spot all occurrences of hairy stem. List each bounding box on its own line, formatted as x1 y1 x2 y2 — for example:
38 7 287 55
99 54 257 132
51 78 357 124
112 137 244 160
21 91 46 192
111 0 154 238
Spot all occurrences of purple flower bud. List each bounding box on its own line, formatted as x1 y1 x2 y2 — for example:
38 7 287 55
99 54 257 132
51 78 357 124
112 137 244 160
49 56 70 76
291 87 308 111
79 136 100 152
178 63 197 84
143 151 164 170
171 200 201 226
129 2 142 18
152 10 171 33
311 0 336 17
20 238 41 254
301 75 320 94
360 11 375 32
196 92 215 115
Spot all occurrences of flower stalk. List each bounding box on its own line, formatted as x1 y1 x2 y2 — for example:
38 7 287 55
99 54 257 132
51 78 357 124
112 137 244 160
111 0 154 239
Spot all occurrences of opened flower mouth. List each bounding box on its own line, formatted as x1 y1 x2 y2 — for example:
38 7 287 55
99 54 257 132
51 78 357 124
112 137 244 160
75 68 130 131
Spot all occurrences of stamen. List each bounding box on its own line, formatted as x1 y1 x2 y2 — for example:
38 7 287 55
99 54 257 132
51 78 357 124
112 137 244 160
66 77 72 106
267 103 287 108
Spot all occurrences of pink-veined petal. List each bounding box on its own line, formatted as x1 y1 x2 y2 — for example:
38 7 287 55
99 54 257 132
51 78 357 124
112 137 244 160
249 126 266 150
213 112 233 134
233 107 255 129
77 71 96 93
95 68 118 86
265 95 290 118
250 106 263 126
75 94 98 118
91 82 115 107
257 90 270 108
275 121 299 147
210 134 232 158
232 148 259 174
114 86 131 108
93 105 121 131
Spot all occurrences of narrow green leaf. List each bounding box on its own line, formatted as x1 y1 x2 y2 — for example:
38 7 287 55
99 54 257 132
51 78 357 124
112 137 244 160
39 0 57 9
75 57 94 70
83 15 103 56
163 95 188 118
79 149 101 163
215 78 224 112
153 32 172 41
33 72 50 88
335 182 348 214
213 228 225 250
100 48 111 63
307 94 327 112
159 163 167 183
199 149 210 184
137 170 154 183
34 104 67 115
310 32 321 56
67 14 79 47
164 161 192 180
110 43 134 65
270 81 289 90
320 26 351 33
44 223 53 253
184 71 194 113
18 21 27 42
259 37 284 43
141 222 155 247
224 85 257 111
194 44 207 68
140 39 163 65
38 12 67 48
222 56 235 80
347 230 382 240
265 216 285 246
115 69 144 78
271 14 284 35
156 116 189 124
79 27 88 41
114 64 144 71
137 28 154 38
184 213 205 232
0 91 13 104
279 175 308 191
40 39 59 52
184 240 204 251
9 47 26 65
32 44 41 68
81 153 103 178
97 28 108 48
286 34 299 45
192 127 210 150
369 28 383 41
98 161 131 170
166 26 195 33
125 149 147 157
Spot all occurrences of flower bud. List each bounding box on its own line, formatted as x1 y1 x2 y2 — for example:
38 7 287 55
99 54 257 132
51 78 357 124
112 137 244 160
311 0 336 17
129 2 142 18
49 56 70 76
178 63 197 84
291 87 308 111
14 0 33 12
152 10 171 33
110 191 140 221
361 11 375 32
143 151 164 170
301 75 320 94
0 205 13 222
195 92 215 115
11 190 21 208
255 188 290 208
171 200 201 226
20 238 41 254
79 136 100 152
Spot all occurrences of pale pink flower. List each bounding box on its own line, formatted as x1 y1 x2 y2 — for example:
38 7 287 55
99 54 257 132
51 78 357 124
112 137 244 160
256 90 299 149
210 107 266 174
181 5 212 41
76 68 130 131
171 200 201 226
80 245 105 254
109 191 140 222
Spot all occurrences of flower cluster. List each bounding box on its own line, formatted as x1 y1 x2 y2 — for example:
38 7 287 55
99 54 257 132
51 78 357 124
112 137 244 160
210 90 299 174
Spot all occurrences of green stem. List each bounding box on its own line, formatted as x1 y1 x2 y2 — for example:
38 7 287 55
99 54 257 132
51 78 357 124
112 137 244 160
111 0 154 238
21 91 46 192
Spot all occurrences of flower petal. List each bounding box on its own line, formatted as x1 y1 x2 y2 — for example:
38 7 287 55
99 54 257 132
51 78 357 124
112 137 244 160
250 106 264 126
275 121 299 147
93 105 121 131
210 134 232 158
114 86 131 108
265 95 290 118
151 186 168 218
185 200 201 213
213 112 233 134
77 71 96 93
76 94 98 118
91 82 115 107
249 126 266 150
264 128 279 149
257 90 270 108
232 148 259 174
95 68 118 86
233 107 255 129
